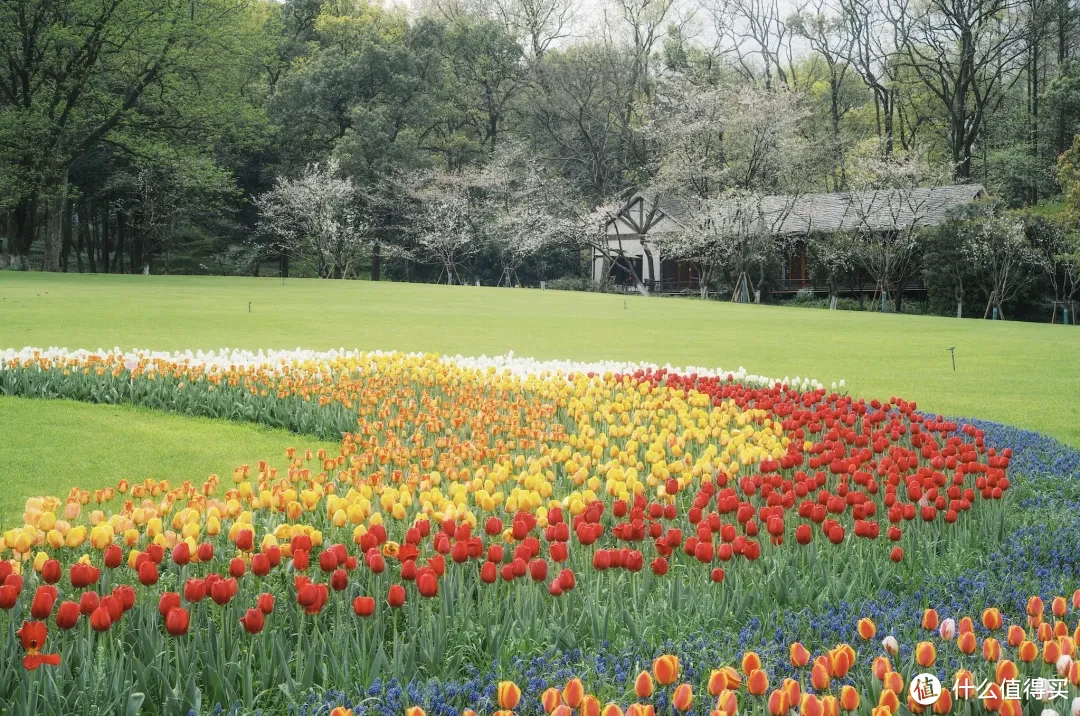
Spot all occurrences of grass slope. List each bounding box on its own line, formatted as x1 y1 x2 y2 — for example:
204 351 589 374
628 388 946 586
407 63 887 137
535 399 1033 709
2 272 1078 446
0 396 337 528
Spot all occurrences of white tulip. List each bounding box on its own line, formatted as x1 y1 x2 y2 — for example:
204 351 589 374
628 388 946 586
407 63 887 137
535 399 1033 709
939 618 957 641
882 636 899 655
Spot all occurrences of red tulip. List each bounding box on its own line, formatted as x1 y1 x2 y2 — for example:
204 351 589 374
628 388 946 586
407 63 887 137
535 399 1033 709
114 585 136 611
257 593 275 614
240 608 265 634
137 561 159 586
103 544 123 569
197 542 214 562
184 578 206 603
529 559 548 582
31 586 56 619
41 559 61 585
165 607 189 636
172 542 191 566
417 570 438 598
353 595 375 616
17 621 60 670
90 606 112 632
251 553 270 577
387 584 406 608
69 562 99 588
229 557 246 579
55 601 80 630
78 591 99 616
158 591 181 618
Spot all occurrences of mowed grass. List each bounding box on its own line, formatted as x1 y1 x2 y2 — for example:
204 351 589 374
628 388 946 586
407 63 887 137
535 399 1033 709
2 272 1078 448
0 396 338 527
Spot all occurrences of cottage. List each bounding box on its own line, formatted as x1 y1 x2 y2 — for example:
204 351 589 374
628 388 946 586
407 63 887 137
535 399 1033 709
594 185 987 294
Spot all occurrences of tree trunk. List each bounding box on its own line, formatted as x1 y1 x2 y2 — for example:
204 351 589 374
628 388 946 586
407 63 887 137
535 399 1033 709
13 193 39 268
371 242 381 281
279 252 289 278
42 177 66 273
101 207 111 273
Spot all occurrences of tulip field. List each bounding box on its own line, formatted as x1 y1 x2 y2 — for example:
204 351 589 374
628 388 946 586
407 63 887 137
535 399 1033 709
1 279 1080 716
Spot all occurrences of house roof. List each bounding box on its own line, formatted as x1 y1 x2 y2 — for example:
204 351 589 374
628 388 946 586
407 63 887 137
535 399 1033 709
621 185 987 236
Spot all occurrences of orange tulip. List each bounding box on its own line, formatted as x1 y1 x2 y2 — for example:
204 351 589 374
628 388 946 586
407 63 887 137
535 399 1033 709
883 671 904 697
907 695 926 715
1044 639 1062 664
563 678 585 709
953 669 975 699
790 642 811 668
871 707 892 716
982 608 1003 630
542 687 563 713
627 706 655 716
839 685 860 711
827 649 850 678
581 695 601 716
716 690 738 716
822 695 839 716
982 637 1001 661
782 678 801 708
1000 700 1022 716
768 690 789 716
601 705 625 716
330 709 353 716
957 616 974 635
1028 596 1044 617
742 652 762 675
552 707 573 716
872 656 891 681
405 709 426 716
995 659 1018 683
982 682 1003 712
653 655 679 686
1070 660 1080 686
747 669 769 696
1062 635 1075 657
722 667 742 689
1006 624 1025 647
497 681 522 710
857 618 876 640
932 687 952 715
957 632 977 655
1053 596 1068 618
1056 620 1069 639
634 670 654 699
1037 621 1053 642
922 609 939 630
708 669 728 696
1018 640 1038 662
877 688 900 715
810 663 830 691
915 641 936 667
673 684 694 712
800 694 823 716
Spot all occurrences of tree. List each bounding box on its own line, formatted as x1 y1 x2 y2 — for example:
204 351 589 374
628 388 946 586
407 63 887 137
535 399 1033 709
408 169 482 284
843 149 952 312
890 0 1028 179
0 0 263 267
254 159 369 278
474 141 571 285
955 201 1038 319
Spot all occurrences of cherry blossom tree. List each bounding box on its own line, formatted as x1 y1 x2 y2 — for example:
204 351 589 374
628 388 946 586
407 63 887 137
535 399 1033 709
254 159 369 278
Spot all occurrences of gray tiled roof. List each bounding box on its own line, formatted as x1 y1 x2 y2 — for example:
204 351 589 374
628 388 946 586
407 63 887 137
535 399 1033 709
639 185 987 235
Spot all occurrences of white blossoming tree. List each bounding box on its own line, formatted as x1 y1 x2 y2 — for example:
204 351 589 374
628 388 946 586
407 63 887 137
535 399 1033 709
254 159 369 278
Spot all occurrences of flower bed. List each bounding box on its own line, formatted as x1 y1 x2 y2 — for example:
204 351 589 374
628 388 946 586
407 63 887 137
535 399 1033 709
0 349 1048 716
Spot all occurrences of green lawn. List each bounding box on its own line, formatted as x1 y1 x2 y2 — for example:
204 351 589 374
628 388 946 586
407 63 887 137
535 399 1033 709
2 272 1079 448
0 396 338 528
